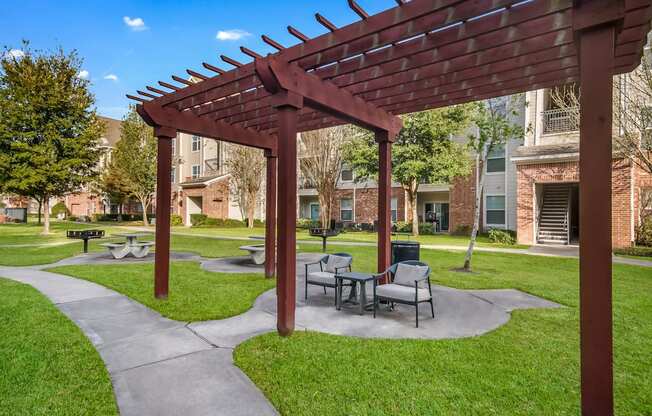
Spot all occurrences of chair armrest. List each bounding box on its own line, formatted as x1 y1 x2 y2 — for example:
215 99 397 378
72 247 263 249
414 274 430 283
372 272 388 281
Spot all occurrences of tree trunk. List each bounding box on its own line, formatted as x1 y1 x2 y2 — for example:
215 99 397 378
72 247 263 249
407 180 419 236
246 196 255 229
42 196 50 235
37 198 42 225
464 155 486 271
318 192 331 229
140 198 149 226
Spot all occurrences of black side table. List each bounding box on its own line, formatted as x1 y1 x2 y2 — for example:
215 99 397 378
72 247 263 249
335 272 375 315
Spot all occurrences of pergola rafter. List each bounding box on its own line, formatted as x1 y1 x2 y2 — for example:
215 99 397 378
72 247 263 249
128 0 652 414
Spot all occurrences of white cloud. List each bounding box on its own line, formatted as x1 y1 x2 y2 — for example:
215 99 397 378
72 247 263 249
104 74 118 82
216 29 251 41
5 49 25 59
78 70 90 79
123 16 147 31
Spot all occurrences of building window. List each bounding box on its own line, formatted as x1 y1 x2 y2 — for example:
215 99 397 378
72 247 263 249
486 195 506 226
171 167 176 184
391 197 398 222
171 139 176 156
486 146 505 173
191 165 201 179
340 198 353 221
191 135 201 152
341 164 354 182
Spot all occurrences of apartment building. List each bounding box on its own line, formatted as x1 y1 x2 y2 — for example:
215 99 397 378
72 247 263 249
64 116 124 217
169 133 267 225
513 84 652 248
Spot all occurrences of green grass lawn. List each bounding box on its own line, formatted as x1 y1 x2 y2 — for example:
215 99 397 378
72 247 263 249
234 247 652 415
48 262 275 321
167 225 529 248
0 278 117 415
0 222 252 266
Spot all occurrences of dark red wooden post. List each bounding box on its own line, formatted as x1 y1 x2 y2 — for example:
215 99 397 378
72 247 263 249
575 3 623 413
264 151 277 278
154 127 176 299
376 131 393 273
274 92 302 336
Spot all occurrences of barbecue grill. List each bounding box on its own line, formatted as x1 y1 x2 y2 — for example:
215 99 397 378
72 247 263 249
67 229 105 253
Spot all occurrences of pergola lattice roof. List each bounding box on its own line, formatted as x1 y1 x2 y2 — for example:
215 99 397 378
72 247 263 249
129 0 651 139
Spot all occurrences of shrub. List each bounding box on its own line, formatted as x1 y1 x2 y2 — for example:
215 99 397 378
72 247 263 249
170 214 183 226
51 202 70 218
487 228 517 245
452 224 472 236
418 223 435 235
190 213 208 226
393 221 412 233
613 246 652 258
635 217 652 247
297 218 320 229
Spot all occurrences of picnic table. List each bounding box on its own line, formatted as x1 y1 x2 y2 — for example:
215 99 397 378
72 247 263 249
101 233 154 259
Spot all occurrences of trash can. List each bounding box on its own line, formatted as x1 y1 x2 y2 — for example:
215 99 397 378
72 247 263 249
391 240 420 264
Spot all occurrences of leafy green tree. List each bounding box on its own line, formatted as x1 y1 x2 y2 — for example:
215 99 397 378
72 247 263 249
462 96 525 272
0 43 103 234
96 158 131 220
344 106 474 235
111 106 157 226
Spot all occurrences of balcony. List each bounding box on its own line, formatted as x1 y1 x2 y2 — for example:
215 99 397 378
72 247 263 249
542 107 579 135
298 177 316 189
204 158 222 176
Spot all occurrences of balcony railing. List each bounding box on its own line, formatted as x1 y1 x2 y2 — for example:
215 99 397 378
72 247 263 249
298 177 316 189
542 107 579 134
204 158 222 176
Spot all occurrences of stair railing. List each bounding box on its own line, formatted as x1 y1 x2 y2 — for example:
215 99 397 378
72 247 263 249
565 186 572 244
536 188 545 243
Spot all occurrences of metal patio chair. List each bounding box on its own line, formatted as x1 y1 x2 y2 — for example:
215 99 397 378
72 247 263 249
373 260 434 328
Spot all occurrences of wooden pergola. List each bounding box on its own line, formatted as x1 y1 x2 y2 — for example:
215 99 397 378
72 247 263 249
129 0 651 413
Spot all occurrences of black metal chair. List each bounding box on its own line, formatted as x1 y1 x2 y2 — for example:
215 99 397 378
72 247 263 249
304 253 353 304
373 260 435 328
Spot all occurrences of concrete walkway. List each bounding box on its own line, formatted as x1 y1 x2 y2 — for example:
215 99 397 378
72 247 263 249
0 266 278 416
0 254 560 415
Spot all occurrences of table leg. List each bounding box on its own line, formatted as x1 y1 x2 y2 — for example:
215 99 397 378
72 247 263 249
359 282 366 315
336 278 342 310
322 236 326 252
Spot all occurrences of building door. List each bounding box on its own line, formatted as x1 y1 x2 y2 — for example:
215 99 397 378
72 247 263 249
424 202 449 232
440 203 449 231
310 203 320 221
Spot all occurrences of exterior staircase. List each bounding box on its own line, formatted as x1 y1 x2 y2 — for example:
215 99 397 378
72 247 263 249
537 184 571 245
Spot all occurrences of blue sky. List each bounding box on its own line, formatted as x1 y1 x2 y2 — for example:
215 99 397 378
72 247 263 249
1 0 396 120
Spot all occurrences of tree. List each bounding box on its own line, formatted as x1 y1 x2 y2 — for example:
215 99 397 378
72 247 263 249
550 60 652 176
299 126 348 228
462 96 524 272
225 144 266 228
97 157 131 219
344 106 474 235
0 43 103 234
111 106 157 226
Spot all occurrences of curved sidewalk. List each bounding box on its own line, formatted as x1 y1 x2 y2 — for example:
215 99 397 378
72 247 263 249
1 254 560 415
0 265 278 416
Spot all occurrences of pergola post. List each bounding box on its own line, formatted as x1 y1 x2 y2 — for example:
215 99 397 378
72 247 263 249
273 92 303 336
264 150 277 278
574 3 623 413
376 131 393 273
153 126 176 299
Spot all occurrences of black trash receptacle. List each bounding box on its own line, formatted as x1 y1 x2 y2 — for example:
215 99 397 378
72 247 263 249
391 240 420 264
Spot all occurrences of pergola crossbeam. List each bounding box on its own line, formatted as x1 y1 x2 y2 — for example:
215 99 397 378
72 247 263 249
137 102 276 154
256 57 402 134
